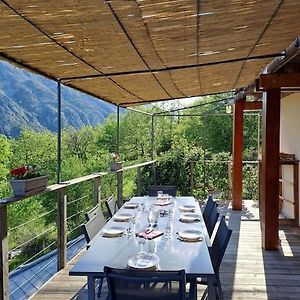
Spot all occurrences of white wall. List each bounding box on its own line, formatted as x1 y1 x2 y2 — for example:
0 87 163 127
280 92 300 225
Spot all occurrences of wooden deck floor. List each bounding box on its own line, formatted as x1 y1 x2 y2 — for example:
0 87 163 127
32 200 300 300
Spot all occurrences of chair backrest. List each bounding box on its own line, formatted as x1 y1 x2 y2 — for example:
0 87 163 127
105 195 118 218
82 213 106 243
209 216 232 274
85 205 105 221
148 185 177 197
203 195 214 225
104 267 186 300
206 204 219 237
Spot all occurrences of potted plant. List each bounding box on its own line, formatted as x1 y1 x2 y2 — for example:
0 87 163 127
10 165 48 196
109 153 123 171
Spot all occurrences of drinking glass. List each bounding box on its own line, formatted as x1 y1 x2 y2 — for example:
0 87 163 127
148 207 159 227
138 237 147 255
157 190 163 199
164 218 173 240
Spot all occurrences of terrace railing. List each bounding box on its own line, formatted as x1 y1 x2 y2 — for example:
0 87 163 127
0 160 156 300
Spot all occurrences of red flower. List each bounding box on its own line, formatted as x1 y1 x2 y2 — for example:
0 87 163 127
10 166 27 178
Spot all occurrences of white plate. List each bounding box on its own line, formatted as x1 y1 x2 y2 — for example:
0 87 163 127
123 202 139 209
127 254 159 270
180 213 200 223
113 213 132 222
178 230 203 242
178 205 195 212
102 226 124 237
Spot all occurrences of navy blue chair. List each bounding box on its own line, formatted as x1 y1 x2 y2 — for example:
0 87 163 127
148 185 177 197
199 216 232 300
203 195 217 226
85 204 106 222
206 205 219 237
105 195 119 218
104 267 191 300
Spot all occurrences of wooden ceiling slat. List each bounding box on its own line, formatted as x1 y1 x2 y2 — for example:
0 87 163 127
0 0 299 106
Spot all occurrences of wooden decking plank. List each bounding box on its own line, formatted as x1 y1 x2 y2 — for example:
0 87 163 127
31 200 300 300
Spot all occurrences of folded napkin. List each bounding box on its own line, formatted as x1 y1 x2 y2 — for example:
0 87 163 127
136 230 164 240
154 200 172 206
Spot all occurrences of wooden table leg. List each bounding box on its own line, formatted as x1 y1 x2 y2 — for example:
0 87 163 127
87 276 95 300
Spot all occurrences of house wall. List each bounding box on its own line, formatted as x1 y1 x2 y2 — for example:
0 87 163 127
280 92 300 225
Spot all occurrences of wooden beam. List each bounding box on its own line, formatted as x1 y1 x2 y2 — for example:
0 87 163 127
261 89 281 250
57 189 67 270
0 206 8 300
266 37 300 73
232 97 245 210
259 73 300 90
244 101 262 111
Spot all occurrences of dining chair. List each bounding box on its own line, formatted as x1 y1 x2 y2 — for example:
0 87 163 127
85 204 106 221
104 267 193 300
82 212 106 244
82 213 107 298
148 185 177 197
203 195 217 226
198 216 232 300
105 195 119 218
206 204 219 237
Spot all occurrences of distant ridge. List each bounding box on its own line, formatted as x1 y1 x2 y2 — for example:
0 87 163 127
0 61 116 137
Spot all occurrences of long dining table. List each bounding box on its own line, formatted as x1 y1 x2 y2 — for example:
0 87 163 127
69 196 216 300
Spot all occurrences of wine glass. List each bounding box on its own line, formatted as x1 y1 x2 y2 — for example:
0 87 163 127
138 237 146 256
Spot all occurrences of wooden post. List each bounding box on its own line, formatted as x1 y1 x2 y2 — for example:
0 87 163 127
228 161 232 200
294 162 299 226
0 206 8 300
151 162 157 185
117 170 123 207
136 167 141 196
57 189 67 270
232 97 245 210
190 162 194 194
93 177 101 206
261 88 281 250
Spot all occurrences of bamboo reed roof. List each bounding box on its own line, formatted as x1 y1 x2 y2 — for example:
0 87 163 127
0 0 299 106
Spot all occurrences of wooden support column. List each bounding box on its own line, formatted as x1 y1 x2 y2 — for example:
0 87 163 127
232 97 245 210
261 88 281 250
0 206 8 300
151 162 157 185
57 189 67 270
117 170 123 207
136 167 141 196
190 161 194 194
93 177 101 206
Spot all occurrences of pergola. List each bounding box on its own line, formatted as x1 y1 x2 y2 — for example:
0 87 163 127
1 0 300 260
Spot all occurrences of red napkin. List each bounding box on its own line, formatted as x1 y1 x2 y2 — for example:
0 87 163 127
136 230 164 240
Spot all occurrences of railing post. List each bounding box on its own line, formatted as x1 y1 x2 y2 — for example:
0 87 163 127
228 161 233 199
93 177 101 206
117 170 123 207
190 161 194 194
136 167 141 196
0 205 8 300
57 188 67 270
151 161 157 185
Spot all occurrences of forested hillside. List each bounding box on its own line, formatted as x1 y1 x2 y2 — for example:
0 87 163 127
0 61 115 137
0 93 260 271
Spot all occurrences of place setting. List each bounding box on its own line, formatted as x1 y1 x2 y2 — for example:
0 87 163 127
179 213 201 223
113 213 133 222
177 230 204 243
123 202 139 209
102 226 125 238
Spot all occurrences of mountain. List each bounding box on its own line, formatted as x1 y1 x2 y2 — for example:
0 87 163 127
0 61 116 137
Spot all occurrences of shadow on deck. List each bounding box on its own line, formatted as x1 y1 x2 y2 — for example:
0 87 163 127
32 200 300 300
